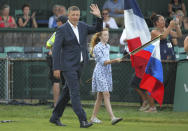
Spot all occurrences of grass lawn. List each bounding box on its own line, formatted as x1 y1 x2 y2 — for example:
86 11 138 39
0 104 188 131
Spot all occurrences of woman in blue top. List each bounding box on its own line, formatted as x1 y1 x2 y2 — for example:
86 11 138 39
151 14 182 60
90 28 122 125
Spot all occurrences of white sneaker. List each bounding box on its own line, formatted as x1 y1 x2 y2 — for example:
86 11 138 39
138 104 150 111
144 107 157 113
91 117 102 123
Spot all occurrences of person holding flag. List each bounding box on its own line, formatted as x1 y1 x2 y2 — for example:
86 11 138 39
122 0 165 112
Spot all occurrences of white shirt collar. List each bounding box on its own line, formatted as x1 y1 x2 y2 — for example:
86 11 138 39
67 20 80 44
68 20 82 62
68 20 78 28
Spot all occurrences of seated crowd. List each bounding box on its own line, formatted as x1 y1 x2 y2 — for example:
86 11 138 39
0 0 188 30
0 1 188 55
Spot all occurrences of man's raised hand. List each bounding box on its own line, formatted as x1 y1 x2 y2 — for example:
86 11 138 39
90 4 101 18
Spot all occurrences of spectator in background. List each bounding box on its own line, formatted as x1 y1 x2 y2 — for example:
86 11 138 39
171 10 188 46
103 0 124 28
58 5 67 16
183 17 188 30
0 4 17 28
102 9 118 29
48 5 60 28
175 10 188 30
18 4 38 28
168 0 186 17
184 36 188 52
46 15 67 108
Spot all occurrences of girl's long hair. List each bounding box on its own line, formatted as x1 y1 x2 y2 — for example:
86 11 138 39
90 28 108 56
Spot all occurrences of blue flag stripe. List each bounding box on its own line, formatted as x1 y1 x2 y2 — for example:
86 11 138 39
124 0 144 18
145 57 163 83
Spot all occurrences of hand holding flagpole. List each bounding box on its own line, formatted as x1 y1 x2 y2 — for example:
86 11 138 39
121 35 162 61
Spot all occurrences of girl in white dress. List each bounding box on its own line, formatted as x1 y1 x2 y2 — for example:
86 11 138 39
90 28 123 125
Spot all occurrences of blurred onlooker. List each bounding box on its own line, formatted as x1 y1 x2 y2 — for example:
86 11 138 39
48 5 60 28
58 5 67 16
184 36 188 52
102 9 118 29
150 13 182 60
183 17 188 30
46 15 67 108
103 0 124 28
168 0 186 17
0 4 17 28
170 10 188 46
174 10 188 30
18 4 38 28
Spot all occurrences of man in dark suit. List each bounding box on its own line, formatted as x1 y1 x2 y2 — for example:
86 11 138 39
50 4 103 128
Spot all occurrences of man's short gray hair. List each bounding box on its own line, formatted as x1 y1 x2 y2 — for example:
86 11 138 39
68 6 80 14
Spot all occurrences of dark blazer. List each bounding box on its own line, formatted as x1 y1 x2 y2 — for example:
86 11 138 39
52 17 103 71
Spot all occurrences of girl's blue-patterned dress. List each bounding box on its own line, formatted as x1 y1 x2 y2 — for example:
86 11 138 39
92 42 112 92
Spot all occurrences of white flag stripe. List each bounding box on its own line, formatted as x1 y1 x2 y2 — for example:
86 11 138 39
124 9 151 44
151 38 161 61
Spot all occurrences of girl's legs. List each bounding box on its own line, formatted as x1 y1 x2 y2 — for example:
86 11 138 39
91 92 103 120
103 91 115 120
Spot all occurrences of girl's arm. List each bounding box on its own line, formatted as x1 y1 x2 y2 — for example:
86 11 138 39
104 58 122 65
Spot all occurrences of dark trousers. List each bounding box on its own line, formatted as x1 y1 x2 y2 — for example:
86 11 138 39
52 68 87 122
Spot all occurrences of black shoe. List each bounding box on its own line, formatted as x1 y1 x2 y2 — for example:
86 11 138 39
80 121 93 128
49 116 66 126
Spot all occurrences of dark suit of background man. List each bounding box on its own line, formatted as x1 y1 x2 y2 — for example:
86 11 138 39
50 4 103 128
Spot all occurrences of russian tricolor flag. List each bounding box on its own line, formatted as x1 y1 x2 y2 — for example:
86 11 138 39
123 0 164 105
140 38 164 106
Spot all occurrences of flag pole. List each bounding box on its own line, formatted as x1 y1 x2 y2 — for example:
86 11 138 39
122 35 161 60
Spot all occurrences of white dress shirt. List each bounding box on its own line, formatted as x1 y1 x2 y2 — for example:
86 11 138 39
68 20 83 62
103 17 119 29
120 28 129 53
